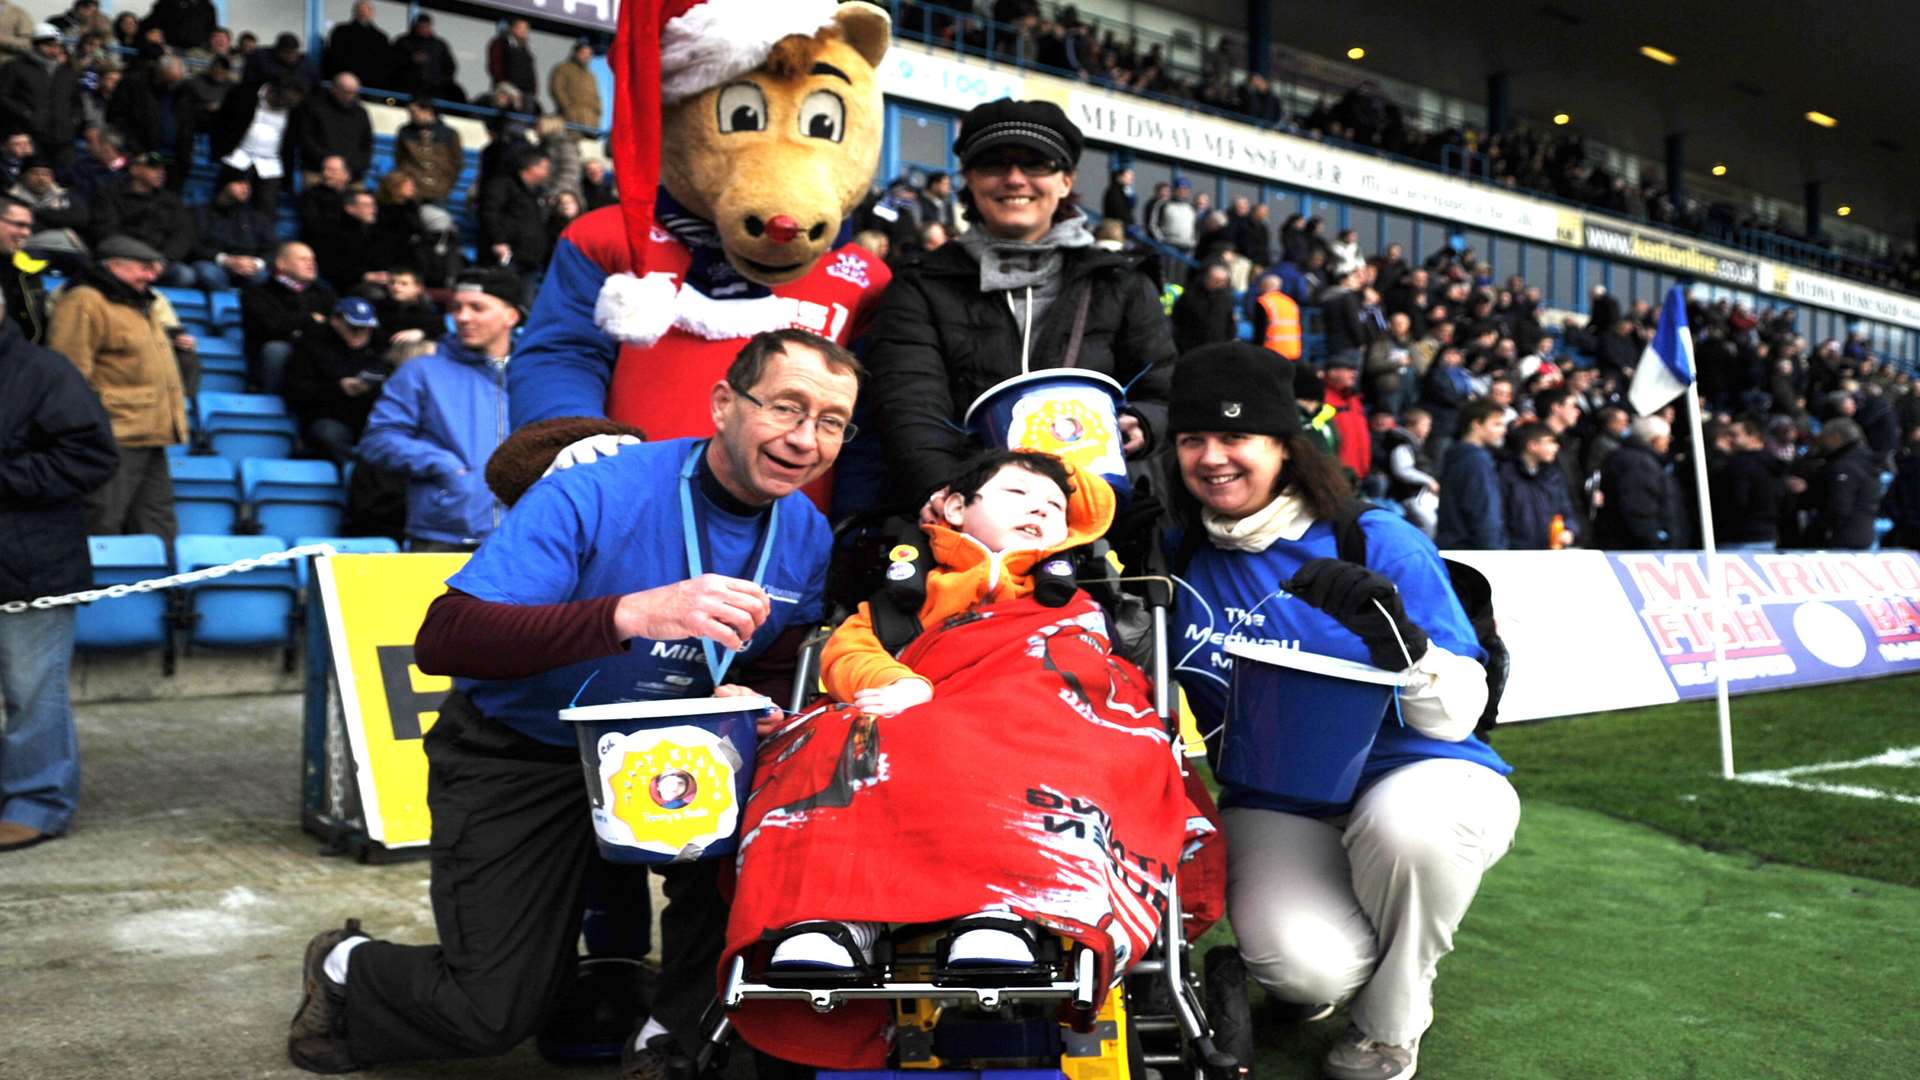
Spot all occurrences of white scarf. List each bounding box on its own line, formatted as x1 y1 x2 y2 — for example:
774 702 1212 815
1201 490 1314 553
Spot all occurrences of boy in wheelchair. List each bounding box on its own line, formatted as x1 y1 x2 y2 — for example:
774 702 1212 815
710 449 1224 1071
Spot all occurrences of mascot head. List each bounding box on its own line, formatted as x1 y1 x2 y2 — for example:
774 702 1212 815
615 0 889 289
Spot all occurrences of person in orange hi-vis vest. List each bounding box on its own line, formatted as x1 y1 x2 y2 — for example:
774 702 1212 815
1253 284 1302 359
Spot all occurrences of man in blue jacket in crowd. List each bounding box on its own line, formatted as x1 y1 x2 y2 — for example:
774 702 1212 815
1435 397 1509 550
356 268 521 552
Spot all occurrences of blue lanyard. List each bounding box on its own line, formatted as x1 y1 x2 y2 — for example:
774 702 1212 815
678 441 778 687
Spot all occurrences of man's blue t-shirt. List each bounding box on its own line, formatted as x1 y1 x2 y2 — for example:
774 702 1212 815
447 437 831 745
1172 511 1510 817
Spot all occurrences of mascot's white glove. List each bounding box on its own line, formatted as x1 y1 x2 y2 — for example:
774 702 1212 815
542 434 643 479
853 677 933 718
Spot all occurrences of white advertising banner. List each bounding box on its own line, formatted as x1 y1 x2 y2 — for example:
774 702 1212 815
1057 89 1568 243
1758 263 1920 331
879 46 1028 114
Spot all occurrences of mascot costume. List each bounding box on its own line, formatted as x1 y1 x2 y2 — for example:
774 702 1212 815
503 0 893 480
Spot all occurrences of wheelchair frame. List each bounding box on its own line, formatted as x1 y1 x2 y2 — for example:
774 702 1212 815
695 532 1245 1080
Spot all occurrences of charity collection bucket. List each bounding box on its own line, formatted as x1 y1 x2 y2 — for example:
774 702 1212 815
559 695 765 864
963 369 1132 501
1219 640 1403 803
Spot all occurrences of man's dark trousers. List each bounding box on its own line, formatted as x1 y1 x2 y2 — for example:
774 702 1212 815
343 691 725 1064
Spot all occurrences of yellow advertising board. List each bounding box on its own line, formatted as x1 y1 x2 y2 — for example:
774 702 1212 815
313 552 468 848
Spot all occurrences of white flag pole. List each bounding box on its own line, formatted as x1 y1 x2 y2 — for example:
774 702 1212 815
1681 379 1735 778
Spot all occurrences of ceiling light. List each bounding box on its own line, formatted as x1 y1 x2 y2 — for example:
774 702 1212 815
1805 111 1839 128
1346 46 1365 60
1552 113 1571 126
1711 164 1727 176
1837 205 1853 217
1639 45 1678 65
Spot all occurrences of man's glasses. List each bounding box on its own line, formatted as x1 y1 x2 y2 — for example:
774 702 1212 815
968 155 1063 178
734 387 857 442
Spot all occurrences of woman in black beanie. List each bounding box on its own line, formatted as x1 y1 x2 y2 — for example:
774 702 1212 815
1165 341 1517 1080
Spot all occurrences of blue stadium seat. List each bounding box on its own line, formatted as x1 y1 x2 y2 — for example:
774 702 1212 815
199 369 247 394
209 291 242 327
157 286 210 321
73 535 172 655
198 392 297 464
242 458 346 538
197 337 244 363
174 534 299 649
291 535 401 587
168 455 242 534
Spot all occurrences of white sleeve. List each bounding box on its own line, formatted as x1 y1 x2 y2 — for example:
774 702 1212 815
1394 643 1489 742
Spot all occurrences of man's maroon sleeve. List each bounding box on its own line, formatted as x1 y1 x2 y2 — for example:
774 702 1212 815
414 587 627 680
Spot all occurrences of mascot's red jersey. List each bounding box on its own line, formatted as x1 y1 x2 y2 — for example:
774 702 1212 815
508 205 890 441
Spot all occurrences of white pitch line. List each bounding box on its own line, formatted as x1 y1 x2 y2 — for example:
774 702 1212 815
1730 745 1920 806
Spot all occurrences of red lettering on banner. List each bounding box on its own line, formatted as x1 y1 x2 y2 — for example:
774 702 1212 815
1624 555 1707 605
1859 597 1920 637
1760 557 1819 599
1833 557 1888 593
1645 605 1782 658
1730 605 1781 648
1720 559 1771 603
1878 554 1920 591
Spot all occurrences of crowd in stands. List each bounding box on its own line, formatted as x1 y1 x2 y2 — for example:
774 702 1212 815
894 0 1920 298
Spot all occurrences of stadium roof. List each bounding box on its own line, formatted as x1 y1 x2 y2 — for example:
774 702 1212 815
1223 0 1919 246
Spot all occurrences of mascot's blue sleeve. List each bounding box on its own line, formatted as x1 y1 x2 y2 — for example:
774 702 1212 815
509 236 620 429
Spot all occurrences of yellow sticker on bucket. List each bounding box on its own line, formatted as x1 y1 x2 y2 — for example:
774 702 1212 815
594 725 742 859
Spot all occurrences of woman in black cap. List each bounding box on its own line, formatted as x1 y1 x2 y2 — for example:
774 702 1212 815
865 98 1174 510
1165 342 1517 1080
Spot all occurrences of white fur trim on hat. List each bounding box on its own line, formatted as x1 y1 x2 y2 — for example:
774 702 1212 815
659 0 843 104
595 272 680 347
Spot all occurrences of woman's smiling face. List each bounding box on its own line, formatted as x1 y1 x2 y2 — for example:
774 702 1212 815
1176 431 1286 519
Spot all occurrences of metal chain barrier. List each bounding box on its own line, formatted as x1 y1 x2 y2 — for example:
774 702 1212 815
0 543 341 615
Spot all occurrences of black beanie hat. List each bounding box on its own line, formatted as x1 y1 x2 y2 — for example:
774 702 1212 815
1170 342 1303 438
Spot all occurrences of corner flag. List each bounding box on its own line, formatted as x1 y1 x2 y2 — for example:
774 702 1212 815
1628 285 1695 416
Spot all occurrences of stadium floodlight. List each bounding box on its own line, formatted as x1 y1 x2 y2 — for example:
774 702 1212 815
1712 164 1728 176
1837 205 1853 217
1638 45 1678 65
1552 112 1571 125
1805 111 1839 128
1346 46 1365 60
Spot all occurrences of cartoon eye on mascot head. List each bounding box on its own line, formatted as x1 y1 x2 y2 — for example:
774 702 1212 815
496 0 892 498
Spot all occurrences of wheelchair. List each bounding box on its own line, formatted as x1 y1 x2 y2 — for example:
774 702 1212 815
687 512 1251 1080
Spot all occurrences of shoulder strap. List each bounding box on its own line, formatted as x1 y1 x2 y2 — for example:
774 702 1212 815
868 591 924 657
1059 284 1094 369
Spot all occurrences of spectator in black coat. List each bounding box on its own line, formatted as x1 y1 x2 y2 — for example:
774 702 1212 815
90 152 197 286
1715 416 1786 548
1801 418 1882 550
479 146 550 276
105 55 197 189
1499 422 1578 549
1101 166 1133 225
241 240 336 394
239 33 319 93
182 54 236 130
389 14 460 102
298 155 350 241
1595 416 1682 549
0 26 80 174
294 72 372 180
1885 426 1920 551
314 188 406 295
188 165 274 288
1595 318 1640 382
0 308 119 853
210 75 303 214
282 295 386 464
580 157 616 211
1232 201 1273 268
1319 264 1369 362
486 18 538 104
324 1 391 88
372 266 441 349
139 0 215 50
0 195 47 341
1170 261 1236 355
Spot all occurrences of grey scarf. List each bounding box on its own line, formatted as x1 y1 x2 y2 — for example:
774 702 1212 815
958 211 1095 294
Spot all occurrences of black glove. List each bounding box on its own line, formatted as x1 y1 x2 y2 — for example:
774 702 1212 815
1286 557 1430 671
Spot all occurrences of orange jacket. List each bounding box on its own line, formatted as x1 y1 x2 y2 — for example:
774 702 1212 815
1257 290 1302 359
821 459 1117 701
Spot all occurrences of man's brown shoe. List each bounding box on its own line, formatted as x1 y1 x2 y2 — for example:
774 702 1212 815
288 919 366 1074
0 821 53 852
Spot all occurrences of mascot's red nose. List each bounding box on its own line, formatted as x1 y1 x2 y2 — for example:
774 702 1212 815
765 215 801 245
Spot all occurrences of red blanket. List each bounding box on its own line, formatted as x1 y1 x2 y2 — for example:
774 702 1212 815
721 594 1213 1067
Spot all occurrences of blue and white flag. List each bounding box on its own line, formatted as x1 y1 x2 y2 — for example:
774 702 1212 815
1628 284 1695 416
